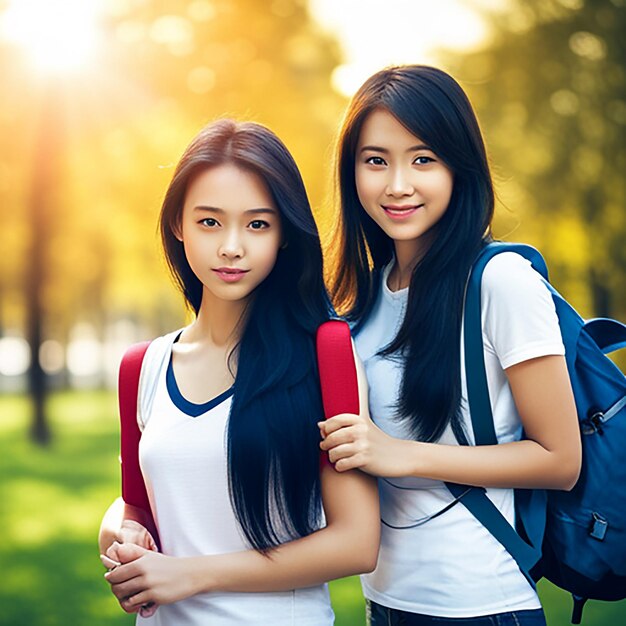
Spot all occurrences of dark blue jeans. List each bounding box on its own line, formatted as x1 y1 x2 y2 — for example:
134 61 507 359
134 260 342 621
366 600 547 626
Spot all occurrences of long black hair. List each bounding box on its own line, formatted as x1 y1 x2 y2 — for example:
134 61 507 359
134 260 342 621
160 119 329 551
331 65 494 443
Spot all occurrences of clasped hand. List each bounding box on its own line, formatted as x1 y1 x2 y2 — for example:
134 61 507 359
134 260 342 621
103 542 193 615
101 520 171 617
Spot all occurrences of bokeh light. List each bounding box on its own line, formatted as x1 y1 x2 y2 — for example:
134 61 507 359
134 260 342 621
0 336 30 376
310 0 493 96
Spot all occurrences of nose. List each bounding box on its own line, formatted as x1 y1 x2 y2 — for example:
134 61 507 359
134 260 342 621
218 228 244 260
385 166 414 198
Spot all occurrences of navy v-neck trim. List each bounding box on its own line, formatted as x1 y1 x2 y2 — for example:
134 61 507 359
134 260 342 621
166 337 234 417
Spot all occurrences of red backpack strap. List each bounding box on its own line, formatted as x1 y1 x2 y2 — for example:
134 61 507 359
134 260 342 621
316 320 360 418
118 341 153 522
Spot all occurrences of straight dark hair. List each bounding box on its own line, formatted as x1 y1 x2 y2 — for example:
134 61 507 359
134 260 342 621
160 119 329 551
331 65 494 443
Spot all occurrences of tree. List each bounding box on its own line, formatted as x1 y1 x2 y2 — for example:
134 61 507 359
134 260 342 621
0 0 345 440
448 0 625 318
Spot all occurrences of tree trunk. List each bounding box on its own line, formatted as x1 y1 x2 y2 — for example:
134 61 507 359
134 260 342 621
26 82 62 445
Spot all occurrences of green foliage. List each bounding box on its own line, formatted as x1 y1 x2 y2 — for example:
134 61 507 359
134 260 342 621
1 391 626 625
0 392 129 625
0 0 346 336
447 0 625 320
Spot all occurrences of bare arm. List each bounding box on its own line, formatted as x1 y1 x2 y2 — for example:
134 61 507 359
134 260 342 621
320 354 581 490
199 463 379 589
98 498 158 555
99 497 125 554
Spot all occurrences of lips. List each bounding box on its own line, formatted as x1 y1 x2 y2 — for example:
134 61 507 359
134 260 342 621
382 204 423 220
212 267 250 283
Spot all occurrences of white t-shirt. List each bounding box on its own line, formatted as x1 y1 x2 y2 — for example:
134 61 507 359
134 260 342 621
134 330 334 626
355 252 565 617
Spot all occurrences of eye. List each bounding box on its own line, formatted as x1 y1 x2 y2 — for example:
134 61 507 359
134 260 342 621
414 156 435 165
365 156 387 166
200 217 219 227
249 220 270 230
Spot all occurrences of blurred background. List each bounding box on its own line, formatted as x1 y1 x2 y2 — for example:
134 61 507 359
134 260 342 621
0 0 624 624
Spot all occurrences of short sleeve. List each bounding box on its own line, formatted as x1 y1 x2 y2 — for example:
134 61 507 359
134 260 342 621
481 252 565 370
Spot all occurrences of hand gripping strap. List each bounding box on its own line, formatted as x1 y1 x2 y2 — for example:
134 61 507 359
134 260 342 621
316 320 360 418
119 341 153 518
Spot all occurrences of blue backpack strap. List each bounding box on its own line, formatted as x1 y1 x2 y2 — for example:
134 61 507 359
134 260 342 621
446 483 541 578
462 242 548 445
583 318 626 354
447 242 549 584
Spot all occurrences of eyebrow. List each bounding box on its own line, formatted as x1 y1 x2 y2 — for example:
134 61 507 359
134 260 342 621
359 144 432 154
192 206 277 215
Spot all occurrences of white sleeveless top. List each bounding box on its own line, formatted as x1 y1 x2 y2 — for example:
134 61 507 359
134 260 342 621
135 330 334 625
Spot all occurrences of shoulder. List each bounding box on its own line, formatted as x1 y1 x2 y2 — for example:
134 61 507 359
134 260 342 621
137 329 181 380
143 329 181 362
479 251 554 317
481 252 543 299
137 328 185 428
477 253 564 367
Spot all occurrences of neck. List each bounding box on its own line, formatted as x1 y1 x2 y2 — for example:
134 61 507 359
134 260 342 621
389 240 422 290
187 288 250 348
390 231 437 290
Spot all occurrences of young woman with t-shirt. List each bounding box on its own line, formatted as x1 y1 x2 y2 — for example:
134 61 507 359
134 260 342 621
320 65 581 625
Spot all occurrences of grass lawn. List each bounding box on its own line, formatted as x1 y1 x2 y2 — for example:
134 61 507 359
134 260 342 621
1 391 625 625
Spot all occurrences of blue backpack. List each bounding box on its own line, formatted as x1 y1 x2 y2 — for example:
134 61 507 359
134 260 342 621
446 242 626 623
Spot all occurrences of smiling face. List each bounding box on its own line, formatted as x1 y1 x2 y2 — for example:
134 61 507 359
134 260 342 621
176 163 283 306
355 108 454 263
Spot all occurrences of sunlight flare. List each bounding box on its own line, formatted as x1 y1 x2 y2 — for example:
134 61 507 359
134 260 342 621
0 0 103 73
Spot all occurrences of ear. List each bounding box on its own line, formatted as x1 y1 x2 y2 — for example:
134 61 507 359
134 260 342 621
172 220 183 242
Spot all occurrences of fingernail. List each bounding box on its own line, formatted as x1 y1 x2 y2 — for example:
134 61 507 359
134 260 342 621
140 602 156 618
